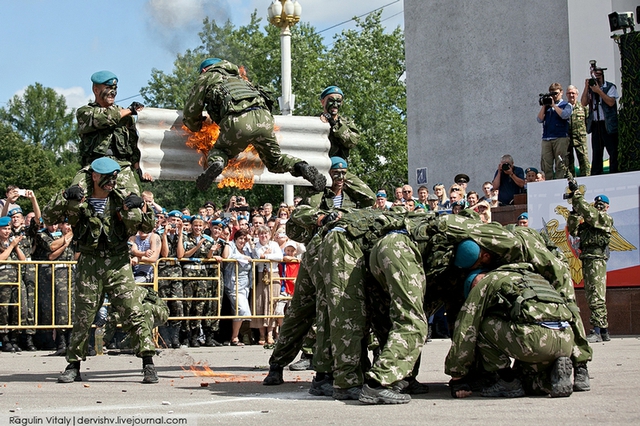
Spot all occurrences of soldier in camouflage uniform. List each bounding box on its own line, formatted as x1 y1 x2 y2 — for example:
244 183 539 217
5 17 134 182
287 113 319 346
262 158 375 388
359 228 429 405
319 86 371 198
181 215 215 347
566 85 591 176
33 220 75 355
158 211 185 348
8 205 38 351
43 157 158 384
446 263 576 398
73 70 149 197
0 216 26 352
567 192 613 343
183 58 326 192
203 220 225 347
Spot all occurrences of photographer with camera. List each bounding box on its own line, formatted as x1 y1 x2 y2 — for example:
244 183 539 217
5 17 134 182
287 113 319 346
581 62 619 175
491 154 525 206
537 83 572 180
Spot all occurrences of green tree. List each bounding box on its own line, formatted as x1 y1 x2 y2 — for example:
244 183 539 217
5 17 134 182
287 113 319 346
0 83 78 152
0 123 76 209
140 9 407 207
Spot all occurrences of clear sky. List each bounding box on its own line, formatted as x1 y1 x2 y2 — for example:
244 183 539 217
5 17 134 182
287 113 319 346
0 0 403 110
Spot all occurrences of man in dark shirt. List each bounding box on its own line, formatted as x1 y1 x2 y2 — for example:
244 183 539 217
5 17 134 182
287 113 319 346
491 154 525 206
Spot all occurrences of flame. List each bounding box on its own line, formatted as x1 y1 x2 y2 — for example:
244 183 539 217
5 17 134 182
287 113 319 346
183 122 219 168
238 66 248 81
182 363 233 378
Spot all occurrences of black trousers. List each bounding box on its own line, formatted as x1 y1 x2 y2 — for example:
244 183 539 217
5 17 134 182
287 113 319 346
590 120 618 175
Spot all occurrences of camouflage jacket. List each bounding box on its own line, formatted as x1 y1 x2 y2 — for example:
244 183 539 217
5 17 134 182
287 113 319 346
327 115 360 160
445 263 573 378
567 191 613 256
569 101 588 141
11 226 35 260
183 234 214 259
76 102 140 167
183 60 266 132
42 189 155 255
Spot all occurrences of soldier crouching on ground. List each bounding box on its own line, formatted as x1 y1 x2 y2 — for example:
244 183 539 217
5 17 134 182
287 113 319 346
43 157 159 384
446 264 577 398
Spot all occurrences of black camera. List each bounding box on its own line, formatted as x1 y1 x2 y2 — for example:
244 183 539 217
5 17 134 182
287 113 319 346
501 163 511 172
538 93 553 106
589 78 597 87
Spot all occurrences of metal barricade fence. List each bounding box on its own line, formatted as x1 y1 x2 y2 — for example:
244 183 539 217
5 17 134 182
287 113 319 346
1 257 297 330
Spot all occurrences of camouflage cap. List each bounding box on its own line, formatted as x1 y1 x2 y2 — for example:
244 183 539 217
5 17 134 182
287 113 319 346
91 70 118 86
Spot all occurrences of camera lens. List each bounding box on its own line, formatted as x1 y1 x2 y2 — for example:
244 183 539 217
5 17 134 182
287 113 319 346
501 163 511 171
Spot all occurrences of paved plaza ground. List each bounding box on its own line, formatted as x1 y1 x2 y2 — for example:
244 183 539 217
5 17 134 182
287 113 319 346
1 337 639 425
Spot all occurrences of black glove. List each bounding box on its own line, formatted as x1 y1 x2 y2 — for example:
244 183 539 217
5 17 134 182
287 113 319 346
323 112 337 127
128 101 144 115
124 193 144 209
568 180 579 192
63 185 85 201
136 168 152 183
320 211 340 226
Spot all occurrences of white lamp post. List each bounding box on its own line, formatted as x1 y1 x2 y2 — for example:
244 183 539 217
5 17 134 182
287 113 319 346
268 0 302 205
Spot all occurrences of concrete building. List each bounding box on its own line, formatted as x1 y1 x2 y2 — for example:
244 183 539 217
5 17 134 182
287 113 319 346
404 0 637 192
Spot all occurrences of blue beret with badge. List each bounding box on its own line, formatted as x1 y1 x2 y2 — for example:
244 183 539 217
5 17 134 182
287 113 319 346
167 210 183 219
517 212 528 221
91 70 118 86
90 157 121 174
199 58 222 73
320 86 343 100
595 194 610 204
330 156 348 169
454 239 481 269
190 214 204 223
7 207 23 217
0 216 10 227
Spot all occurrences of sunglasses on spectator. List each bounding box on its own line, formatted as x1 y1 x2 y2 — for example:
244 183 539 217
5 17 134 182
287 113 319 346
402 190 412 193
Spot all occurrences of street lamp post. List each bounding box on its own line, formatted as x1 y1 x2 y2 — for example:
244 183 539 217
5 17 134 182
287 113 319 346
268 0 302 205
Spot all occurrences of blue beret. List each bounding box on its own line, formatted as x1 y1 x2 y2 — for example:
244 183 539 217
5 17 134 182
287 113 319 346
199 58 222 73
210 219 223 227
330 156 348 169
182 215 192 222
91 70 118 86
320 86 343 100
595 194 610 204
518 212 528 221
376 192 387 198
7 207 23 217
190 214 204 223
0 216 10 227
464 269 486 298
452 200 466 208
167 210 183 218
90 157 120 174
525 167 539 174
454 239 481 269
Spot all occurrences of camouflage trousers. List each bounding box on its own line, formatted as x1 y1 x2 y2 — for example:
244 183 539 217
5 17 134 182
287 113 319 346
37 265 73 327
67 251 156 362
367 232 428 386
72 163 141 197
568 135 591 176
479 316 575 395
316 229 367 389
269 239 320 367
20 266 36 333
581 256 608 328
0 267 20 329
209 109 302 175
157 264 184 328
182 266 214 335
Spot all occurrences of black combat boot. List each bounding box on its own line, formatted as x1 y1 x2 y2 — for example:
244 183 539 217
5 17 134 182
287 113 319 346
24 333 37 351
51 331 67 356
196 158 226 191
293 161 327 192
1 334 14 352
